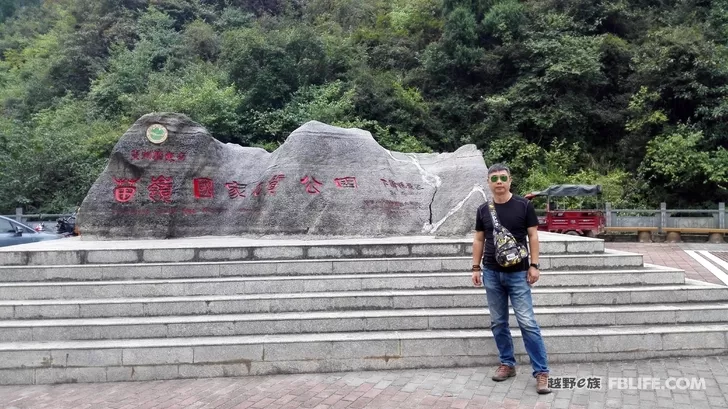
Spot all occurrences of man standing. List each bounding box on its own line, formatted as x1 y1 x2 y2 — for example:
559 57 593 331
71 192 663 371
471 163 551 394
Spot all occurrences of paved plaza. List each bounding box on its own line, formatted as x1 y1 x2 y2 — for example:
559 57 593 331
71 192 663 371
1 357 726 409
605 242 728 286
0 242 726 409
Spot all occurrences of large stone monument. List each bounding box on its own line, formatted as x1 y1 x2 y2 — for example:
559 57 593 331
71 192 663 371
78 113 488 239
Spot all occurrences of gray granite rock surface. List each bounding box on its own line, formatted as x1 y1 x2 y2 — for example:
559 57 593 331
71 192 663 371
78 113 488 239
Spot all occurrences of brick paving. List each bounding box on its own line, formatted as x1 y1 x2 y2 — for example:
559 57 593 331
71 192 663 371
0 357 726 409
605 243 728 285
0 242 727 409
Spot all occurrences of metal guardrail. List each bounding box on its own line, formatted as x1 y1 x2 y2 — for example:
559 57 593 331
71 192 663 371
2 208 73 224
6 203 727 233
2 213 72 220
606 202 725 233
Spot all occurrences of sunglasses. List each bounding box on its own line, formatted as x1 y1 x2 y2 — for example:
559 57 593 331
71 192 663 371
489 175 509 183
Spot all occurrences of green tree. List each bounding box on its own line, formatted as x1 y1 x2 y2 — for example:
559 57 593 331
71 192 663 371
0 98 126 212
3 0 728 212
88 7 184 118
632 25 728 147
639 126 728 205
183 19 219 61
0 0 42 23
220 25 329 111
133 63 244 142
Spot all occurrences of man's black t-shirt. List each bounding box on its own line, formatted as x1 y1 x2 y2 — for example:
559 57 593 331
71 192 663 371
475 194 539 273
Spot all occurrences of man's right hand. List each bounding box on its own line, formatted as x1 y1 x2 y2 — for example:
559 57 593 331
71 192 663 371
471 231 485 286
472 269 482 286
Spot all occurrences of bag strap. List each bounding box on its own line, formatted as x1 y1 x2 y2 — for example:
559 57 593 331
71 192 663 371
486 199 502 229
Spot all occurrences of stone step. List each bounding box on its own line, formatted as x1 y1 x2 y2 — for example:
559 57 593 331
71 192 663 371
1 284 725 319
0 233 604 266
0 323 726 384
2 303 726 342
0 251 644 282
0 267 684 301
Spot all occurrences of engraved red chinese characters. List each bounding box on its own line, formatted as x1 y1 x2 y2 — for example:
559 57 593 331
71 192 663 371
380 178 423 190
252 174 286 197
132 150 186 162
301 175 323 194
193 178 214 199
148 176 174 203
225 181 247 199
113 178 139 203
267 175 285 195
253 182 264 197
334 177 358 189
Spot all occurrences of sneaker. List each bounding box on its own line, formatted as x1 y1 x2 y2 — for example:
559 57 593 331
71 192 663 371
491 364 516 381
536 372 551 394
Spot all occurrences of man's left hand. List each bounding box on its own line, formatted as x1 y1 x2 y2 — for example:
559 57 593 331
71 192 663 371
527 266 540 285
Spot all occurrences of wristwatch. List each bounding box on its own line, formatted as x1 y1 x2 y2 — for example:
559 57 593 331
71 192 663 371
472 265 482 271
529 263 540 269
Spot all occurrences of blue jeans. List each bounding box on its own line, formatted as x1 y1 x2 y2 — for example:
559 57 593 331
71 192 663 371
481 267 549 377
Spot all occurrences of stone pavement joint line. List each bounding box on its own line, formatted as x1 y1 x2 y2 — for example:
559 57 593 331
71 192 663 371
0 356 726 409
714 252 728 264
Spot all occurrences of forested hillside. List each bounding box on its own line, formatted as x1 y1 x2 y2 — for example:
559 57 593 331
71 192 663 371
1 0 727 213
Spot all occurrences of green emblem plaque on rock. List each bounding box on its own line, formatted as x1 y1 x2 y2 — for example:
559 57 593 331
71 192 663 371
146 124 168 144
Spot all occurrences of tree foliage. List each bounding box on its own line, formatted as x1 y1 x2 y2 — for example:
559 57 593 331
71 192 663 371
1 0 727 213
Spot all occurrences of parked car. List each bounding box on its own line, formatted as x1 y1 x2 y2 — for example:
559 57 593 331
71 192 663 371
0 215 62 247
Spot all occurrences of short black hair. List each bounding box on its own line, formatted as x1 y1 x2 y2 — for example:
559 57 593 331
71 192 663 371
487 163 511 175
